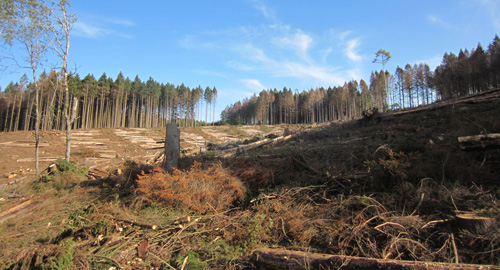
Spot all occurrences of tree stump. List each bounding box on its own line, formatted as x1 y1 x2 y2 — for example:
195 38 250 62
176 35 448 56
454 211 497 234
164 123 180 172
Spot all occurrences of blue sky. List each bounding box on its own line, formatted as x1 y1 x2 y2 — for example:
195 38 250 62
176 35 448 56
1 0 499 119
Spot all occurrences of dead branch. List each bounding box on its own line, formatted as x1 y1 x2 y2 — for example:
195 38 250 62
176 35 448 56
250 193 279 204
88 254 122 269
451 233 460 264
101 214 158 230
421 219 450 230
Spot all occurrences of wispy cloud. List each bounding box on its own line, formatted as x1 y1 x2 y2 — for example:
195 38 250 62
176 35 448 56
476 0 500 31
233 43 349 86
108 18 135 27
195 69 229 79
427 14 457 31
226 61 255 72
277 31 313 61
345 39 362 62
73 17 134 39
179 3 364 90
250 0 277 22
241 79 266 91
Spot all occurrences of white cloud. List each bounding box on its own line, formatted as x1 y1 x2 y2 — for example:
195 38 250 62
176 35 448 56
345 39 362 62
74 21 132 39
278 31 313 61
277 61 346 86
477 0 500 30
195 69 229 79
241 79 266 91
339 30 352 41
321 47 332 63
238 43 270 63
108 18 135 27
226 61 255 71
251 0 277 22
427 14 457 31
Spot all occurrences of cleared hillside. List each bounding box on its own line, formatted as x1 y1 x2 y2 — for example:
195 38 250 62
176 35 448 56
1 90 500 269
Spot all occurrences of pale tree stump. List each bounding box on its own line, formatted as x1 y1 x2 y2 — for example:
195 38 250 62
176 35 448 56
164 123 180 172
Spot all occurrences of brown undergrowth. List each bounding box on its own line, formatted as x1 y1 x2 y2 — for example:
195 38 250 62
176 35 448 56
136 161 246 213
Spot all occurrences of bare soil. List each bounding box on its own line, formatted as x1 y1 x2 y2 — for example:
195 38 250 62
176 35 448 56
0 125 284 185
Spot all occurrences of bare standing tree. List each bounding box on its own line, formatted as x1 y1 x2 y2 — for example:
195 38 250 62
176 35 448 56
1 0 51 174
47 0 76 162
373 49 391 111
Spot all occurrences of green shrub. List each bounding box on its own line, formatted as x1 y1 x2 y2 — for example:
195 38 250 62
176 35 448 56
172 250 208 270
55 158 77 172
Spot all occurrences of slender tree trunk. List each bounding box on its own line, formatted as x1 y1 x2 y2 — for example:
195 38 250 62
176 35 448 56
9 93 17 132
24 93 33 131
15 89 23 131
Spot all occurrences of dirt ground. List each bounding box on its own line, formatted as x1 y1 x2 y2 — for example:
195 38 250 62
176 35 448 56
0 125 284 190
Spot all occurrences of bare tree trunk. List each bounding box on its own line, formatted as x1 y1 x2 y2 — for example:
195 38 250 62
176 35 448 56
65 96 78 161
15 88 23 131
9 93 17 132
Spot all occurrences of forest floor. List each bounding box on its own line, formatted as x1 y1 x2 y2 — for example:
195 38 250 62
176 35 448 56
1 90 500 269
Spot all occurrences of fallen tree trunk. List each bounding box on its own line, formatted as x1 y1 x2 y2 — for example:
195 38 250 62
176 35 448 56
0 200 34 223
458 133 500 150
252 248 500 270
215 135 292 158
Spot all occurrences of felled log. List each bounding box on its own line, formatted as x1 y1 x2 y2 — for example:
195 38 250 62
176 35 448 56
252 248 500 270
0 200 34 222
87 168 110 180
215 135 292 158
458 133 500 150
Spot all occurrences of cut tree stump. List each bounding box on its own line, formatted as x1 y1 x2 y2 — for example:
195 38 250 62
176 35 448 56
252 248 500 270
164 123 180 172
458 133 500 150
454 211 497 234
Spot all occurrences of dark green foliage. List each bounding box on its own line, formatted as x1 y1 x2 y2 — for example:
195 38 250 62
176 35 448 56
172 250 208 270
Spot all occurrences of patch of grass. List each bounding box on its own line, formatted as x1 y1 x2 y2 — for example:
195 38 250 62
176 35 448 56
222 125 247 138
259 125 272 133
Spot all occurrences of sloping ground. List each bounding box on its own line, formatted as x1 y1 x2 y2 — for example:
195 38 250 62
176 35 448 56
0 92 499 269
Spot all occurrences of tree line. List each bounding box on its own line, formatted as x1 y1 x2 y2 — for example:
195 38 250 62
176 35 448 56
0 71 219 132
221 35 500 125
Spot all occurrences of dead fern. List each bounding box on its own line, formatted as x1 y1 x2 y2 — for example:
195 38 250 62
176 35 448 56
137 162 246 213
